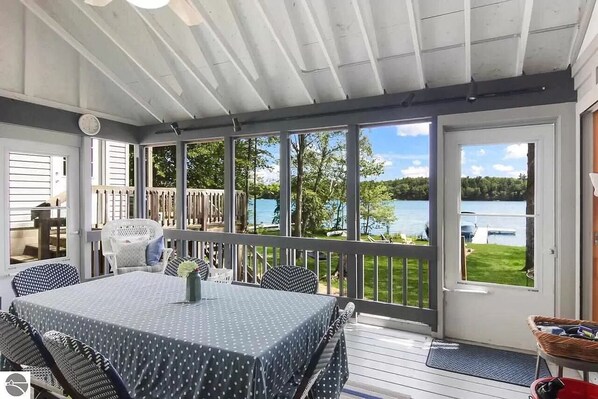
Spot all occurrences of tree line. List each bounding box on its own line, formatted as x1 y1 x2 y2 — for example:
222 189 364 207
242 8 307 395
254 175 528 202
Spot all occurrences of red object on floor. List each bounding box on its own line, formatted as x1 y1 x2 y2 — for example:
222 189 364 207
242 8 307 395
531 377 598 399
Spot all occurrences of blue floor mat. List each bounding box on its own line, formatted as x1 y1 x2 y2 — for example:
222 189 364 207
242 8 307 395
426 339 551 387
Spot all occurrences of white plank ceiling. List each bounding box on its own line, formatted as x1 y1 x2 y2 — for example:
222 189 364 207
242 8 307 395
0 0 591 126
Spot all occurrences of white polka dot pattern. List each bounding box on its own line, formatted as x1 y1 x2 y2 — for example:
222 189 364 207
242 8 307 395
11 263 80 298
12 272 349 398
261 266 319 294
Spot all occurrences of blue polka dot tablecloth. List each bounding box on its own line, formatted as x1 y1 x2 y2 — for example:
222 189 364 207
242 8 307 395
12 271 349 398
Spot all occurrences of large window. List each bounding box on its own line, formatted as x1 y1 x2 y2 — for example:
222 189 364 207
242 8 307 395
290 130 347 238
359 122 431 244
234 137 279 235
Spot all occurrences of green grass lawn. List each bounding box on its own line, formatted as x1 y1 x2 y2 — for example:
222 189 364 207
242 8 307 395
243 234 530 309
465 243 530 287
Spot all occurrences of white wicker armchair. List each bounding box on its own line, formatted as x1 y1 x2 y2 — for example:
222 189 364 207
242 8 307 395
101 219 173 275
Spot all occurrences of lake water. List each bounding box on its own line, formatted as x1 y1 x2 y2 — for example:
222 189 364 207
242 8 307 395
248 199 528 246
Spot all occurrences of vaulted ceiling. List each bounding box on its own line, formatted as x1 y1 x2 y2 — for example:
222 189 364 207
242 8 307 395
0 0 591 126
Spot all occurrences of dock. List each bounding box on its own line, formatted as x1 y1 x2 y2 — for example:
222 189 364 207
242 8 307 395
471 227 516 244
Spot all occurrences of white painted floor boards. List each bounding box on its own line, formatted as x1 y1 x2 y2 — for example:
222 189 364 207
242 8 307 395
344 323 536 399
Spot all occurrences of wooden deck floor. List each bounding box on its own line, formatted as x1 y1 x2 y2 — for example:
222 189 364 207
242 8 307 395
344 323 533 399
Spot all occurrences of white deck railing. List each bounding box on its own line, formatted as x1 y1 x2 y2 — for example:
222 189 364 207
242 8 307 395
85 229 438 330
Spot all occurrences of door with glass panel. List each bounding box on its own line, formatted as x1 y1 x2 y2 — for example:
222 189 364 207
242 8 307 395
443 124 555 351
3 140 79 272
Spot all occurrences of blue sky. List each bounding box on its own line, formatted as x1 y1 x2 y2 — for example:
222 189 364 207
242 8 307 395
254 123 530 182
366 123 529 180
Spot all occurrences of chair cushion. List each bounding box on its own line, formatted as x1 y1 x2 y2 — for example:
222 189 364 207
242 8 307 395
110 239 148 268
146 236 164 266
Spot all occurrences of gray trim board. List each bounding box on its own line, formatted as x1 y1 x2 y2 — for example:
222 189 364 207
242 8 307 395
0 96 139 142
139 70 575 144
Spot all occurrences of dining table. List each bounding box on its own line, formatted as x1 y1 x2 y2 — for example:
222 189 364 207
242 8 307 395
11 271 349 398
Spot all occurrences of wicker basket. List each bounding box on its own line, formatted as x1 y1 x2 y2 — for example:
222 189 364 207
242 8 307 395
528 315 598 362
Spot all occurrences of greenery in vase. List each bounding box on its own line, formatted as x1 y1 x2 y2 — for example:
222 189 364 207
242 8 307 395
177 261 199 278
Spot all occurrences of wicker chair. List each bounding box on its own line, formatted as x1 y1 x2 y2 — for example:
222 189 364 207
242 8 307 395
260 266 318 294
11 263 80 297
43 331 132 399
101 218 173 275
282 303 355 399
0 311 72 398
164 257 209 280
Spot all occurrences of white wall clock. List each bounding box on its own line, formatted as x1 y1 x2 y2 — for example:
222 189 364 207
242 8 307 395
78 114 101 136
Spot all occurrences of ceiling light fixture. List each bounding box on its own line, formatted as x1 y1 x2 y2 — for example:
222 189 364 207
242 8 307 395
170 122 182 136
466 79 477 103
232 117 242 132
127 0 170 9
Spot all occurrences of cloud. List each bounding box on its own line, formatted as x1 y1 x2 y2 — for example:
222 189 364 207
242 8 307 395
396 123 430 137
505 143 527 159
470 165 484 176
478 149 486 156
493 164 514 172
374 154 393 167
256 164 279 183
375 153 428 161
461 150 466 164
412 160 421 166
401 166 429 177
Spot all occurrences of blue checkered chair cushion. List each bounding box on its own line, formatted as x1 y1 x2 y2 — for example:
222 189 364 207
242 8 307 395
164 257 209 280
43 331 132 399
284 303 355 399
12 263 80 297
0 311 68 396
261 266 318 294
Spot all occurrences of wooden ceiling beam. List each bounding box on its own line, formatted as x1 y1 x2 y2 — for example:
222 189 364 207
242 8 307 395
352 0 385 94
301 0 347 100
405 0 426 88
190 0 270 110
515 0 534 76
132 8 232 114
464 0 471 82
254 0 317 104
569 0 596 64
70 0 196 119
19 0 162 122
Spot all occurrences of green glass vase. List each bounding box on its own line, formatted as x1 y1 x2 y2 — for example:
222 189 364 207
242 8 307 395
185 272 202 302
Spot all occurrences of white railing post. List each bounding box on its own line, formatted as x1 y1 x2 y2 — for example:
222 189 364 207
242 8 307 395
176 141 188 256
279 131 291 265
80 137 93 280
346 125 360 299
135 144 147 219
224 136 236 274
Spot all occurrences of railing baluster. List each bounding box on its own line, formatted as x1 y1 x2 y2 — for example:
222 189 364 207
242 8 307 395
218 242 223 269
403 258 408 306
339 254 344 297
303 250 308 268
315 253 320 285
263 246 268 279
93 241 100 277
244 245 248 282
373 256 379 302
387 257 393 303
418 259 424 308
209 242 214 267
327 253 332 295
252 245 257 284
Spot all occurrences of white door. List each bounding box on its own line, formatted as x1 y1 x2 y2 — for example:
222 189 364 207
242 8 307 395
1 139 80 273
443 124 555 351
